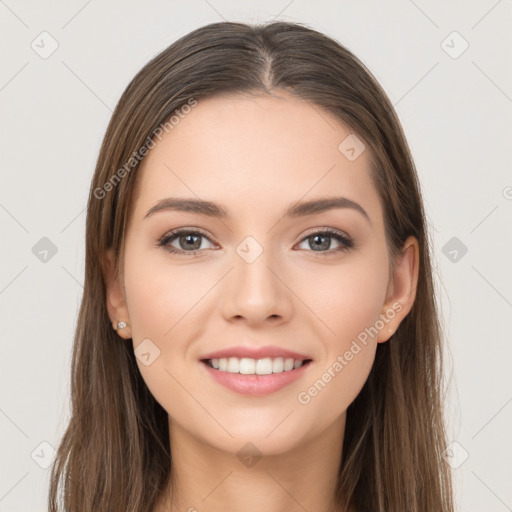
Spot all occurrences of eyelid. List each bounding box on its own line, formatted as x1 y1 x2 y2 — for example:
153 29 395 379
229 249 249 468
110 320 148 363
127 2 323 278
299 226 351 241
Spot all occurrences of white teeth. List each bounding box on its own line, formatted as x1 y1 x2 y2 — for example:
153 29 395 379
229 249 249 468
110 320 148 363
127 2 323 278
256 358 273 375
272 357 284 373
283 358 294 371
227 357 239 373
239 358 256 374
209 357 307 375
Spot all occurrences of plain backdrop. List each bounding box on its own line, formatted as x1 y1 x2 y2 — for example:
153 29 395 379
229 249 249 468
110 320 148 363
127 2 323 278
0 1 511 510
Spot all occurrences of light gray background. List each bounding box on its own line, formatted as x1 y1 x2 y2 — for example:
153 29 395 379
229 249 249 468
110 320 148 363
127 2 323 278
1 1 511 510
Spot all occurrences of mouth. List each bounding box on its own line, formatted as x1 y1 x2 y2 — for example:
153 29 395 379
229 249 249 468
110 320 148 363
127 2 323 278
200 356 313 396
198 346 314 395
201 357 313 375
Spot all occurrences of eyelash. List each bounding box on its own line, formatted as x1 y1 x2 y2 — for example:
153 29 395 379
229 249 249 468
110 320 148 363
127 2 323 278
157 227 354 257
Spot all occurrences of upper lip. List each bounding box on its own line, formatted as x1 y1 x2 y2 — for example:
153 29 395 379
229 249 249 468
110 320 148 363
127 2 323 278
200 345 312 361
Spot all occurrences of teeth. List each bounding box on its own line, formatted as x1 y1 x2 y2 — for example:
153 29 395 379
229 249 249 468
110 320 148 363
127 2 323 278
239 358 256 374
227 357 239 373
208 357 306 375
256 358 272 375
283 358 294 371
272 357 284 373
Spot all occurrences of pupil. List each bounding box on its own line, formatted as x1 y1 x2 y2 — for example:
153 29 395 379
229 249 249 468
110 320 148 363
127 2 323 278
182 234 200 250
311 234 329 251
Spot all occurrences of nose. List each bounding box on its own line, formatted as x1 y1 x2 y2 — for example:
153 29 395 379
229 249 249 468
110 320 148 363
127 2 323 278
220 246 294 327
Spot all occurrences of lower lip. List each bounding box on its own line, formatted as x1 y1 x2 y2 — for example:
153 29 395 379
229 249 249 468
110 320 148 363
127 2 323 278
200 361 313 396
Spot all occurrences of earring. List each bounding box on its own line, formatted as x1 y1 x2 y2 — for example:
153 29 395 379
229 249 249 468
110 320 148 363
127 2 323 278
115 321 127 330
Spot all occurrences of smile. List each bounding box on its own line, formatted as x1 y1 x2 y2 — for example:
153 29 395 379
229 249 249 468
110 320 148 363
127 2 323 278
200 357 313 396
204 357 312 375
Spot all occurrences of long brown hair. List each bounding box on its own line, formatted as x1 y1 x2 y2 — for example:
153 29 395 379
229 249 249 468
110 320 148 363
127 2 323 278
48 20 454 511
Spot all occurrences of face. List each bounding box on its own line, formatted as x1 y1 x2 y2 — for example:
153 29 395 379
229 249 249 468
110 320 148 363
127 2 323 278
105 91 417 456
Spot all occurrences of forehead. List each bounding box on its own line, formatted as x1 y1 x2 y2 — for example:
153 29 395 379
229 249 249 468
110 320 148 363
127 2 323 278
130 92 383 227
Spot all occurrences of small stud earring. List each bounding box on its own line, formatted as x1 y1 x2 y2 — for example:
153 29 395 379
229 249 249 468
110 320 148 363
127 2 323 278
116 321 127 330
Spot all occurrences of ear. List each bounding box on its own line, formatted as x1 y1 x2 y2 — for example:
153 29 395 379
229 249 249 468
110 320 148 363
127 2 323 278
102 248 132 339
377 235 420 343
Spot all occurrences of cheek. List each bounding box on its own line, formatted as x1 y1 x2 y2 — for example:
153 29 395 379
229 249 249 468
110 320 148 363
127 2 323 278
122 249 211 424
293 262 386 417
292 250 389 348
123 246 210 344
283 253 388 420
122 245 218 405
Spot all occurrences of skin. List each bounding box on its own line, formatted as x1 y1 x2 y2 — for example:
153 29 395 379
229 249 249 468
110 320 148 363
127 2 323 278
103 90 419 512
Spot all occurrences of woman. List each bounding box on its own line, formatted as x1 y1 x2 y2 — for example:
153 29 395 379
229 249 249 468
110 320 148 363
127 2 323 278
48 20 454 512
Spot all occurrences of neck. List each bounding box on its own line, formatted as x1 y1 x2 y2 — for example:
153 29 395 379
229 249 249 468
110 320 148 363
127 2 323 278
154 414 346 512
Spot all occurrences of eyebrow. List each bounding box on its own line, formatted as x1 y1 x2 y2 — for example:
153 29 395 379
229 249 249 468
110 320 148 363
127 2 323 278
144 196 371 225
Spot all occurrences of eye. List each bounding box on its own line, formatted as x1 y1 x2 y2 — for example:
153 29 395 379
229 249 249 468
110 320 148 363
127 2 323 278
158 229 216 255
295 228 354 255
157 227 354 256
